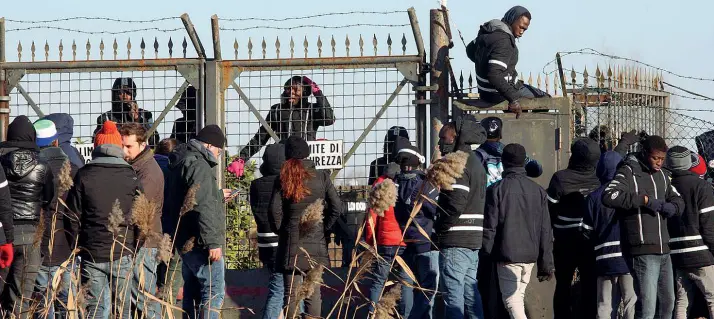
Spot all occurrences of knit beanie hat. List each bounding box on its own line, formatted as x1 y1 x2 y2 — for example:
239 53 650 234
195 125 226 148
481 117 503 139
690 153 707 176
94 121 122 147
33 119 58 147
394 137 425 167
666 146 692 171
285 136 310 160
502 143 527 169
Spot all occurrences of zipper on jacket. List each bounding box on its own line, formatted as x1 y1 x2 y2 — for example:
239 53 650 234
650 174 663 253
629 166 644 244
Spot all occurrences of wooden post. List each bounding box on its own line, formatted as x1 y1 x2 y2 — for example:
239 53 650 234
430 8 449 149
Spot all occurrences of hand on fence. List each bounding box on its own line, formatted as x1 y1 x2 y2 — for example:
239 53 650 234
302 76 321 95
0 244 13 268
619 130 639 146
508 100 522 119
227 158 245 178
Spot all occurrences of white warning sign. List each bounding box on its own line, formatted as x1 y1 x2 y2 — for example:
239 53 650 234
307 140 343 170
75 143 94 164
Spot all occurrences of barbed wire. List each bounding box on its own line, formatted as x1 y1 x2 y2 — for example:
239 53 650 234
6 26 185 35
219 23 410 31
5 16 179 24
222 10 404 22
542 48 714 82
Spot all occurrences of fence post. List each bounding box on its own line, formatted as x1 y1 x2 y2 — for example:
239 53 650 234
0 17 7 141
430 9 449 152
408 8 428 159
205 61 225 186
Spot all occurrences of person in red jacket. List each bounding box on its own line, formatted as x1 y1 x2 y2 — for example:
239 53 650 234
364 163 412 317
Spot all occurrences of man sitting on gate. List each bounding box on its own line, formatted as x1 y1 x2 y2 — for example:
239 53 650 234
466 6 550 118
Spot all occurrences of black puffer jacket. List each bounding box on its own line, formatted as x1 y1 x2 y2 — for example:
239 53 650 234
668 170 714 269
602 153 685 255
39 147 78 266
0 147 54 223
433 117 488 250
270 160 342 272
65 144 141 263
466 19 522 103
547 139 601 239
249 144 285 267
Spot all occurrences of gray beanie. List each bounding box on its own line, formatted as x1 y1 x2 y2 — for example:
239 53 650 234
666 146 692 171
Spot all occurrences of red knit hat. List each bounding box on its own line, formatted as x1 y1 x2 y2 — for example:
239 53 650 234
94 121 122 147
690 153 707 176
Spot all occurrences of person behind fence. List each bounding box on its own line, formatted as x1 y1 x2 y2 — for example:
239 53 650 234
232 76 335 176
482 143 555 319
475 117 542 187
119 123 165 318
663 147 714 319
94 77 160 147
171 86 198 145
0 115 55 318
581 150 636 319
43 113 85 168
602 135 685 319
249 143 287 319
164 125 230 319
466 6 549 118
547 138 601 319
392 137 440 319
65 120 139 319
32 119 78 319
368 126 410 185
154 138 184 306
269 136 342 319
364 161 411 317
433 116 487 319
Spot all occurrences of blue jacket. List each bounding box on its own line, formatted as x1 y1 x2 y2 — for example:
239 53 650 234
42 113 85 169
393 170 438 253
582 151 629 276
476 141 543 187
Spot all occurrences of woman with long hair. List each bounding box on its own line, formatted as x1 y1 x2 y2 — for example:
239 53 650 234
270 136 342 318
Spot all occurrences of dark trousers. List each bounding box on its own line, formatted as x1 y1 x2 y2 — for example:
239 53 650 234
284 272 322 318
1 243 42 319
554 239 596 319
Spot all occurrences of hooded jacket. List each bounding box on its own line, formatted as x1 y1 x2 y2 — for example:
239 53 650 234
394 170 438 254
547 139 601 238
171 86 198 144
93 78 160 147
239 78 335 160
128 147 164 248
65 144 141 262
465 6 531 103
270 159 342 272
0 116 55 226
43 113 85 168
582 151 629 276
602 153 686 255
667 169 714 269
483 166 554 274
38 146 78 266
249 144 285 267
164 140 225 251
475 140 543 187
368 126 410 185
433 117 488 250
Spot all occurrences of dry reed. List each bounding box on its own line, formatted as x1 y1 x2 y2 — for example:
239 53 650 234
108 199 125 236
130 192 158 240
156 233 173 264
426 150 469 190
368 179 397 217
374 283 402 319
182 237 195 254
299 200 324 238
58 159 74 195
180 184 200 216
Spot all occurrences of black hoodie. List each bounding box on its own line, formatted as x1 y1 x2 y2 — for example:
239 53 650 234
249 143 285 267
368 126 410 185
547 139 601 239
171 86 198 144
433 117 488 250
93 78 160 147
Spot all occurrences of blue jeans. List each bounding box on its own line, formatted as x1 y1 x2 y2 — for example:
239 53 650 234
81 255 133 319
368 246 412 316
133 247 161 318
626 254 675 319
262 268 284 319
182 248 225 319
34 264 75 319
404 249 440 319
440 247 484 319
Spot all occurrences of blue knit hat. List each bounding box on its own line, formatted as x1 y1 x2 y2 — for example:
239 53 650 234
33 119 58 147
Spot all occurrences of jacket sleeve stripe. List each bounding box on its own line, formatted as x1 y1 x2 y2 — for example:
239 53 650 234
257 232 278 237
671 245 709 254
595 252 622 261
0 180 7 189
488 59 508 69
475 74 490 84
257 242 279 248
448 226 483 231
459 214 484 219
477 84 499 93
451 184 470 192
547 195 559 203
594 241 620 251
670 235 703 242
671 185 681 196
701 206 714 214
557 215 581 222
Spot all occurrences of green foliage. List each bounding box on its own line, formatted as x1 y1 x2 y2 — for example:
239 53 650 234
224 154 260 270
